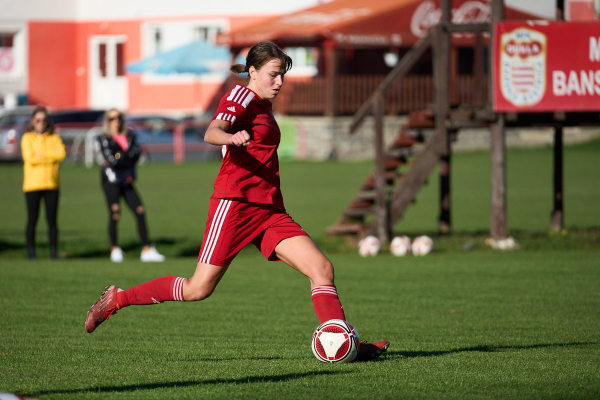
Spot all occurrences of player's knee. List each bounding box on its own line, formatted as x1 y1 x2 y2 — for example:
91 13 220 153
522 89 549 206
309 259 335 285
320 260 335 282
110 203 120 213
136 205 145 214
186 287 214 301
184 281 216 301
111 212 120 221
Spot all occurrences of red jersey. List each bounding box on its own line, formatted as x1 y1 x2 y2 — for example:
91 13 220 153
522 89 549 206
211 85 284 209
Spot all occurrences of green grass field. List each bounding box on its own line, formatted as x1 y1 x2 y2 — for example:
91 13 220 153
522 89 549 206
1 139 599 399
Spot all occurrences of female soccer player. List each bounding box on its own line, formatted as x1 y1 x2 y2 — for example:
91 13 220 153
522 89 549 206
85 42 389 361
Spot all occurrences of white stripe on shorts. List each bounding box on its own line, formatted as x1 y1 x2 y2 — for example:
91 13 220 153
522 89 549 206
199 199 232 264
173 277 185 301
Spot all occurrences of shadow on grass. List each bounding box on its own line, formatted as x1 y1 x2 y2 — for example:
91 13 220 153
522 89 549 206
73 237 179 258
0 239 25 252
387 341 598 359
25 370 346 397
192 356 284 362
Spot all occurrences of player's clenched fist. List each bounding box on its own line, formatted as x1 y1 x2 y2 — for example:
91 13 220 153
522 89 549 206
230 130 251 147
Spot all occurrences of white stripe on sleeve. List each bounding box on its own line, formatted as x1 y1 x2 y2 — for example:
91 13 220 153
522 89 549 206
226 85 241 101
233 87 247 103
241 92 255 108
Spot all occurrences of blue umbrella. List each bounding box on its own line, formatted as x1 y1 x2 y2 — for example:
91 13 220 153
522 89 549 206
127 40 234 75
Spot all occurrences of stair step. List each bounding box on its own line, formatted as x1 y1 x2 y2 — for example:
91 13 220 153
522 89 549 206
349 199 374 209
326 223 365 235
355 190 376 200
384 157 404 170
388 147 414 159
344 208 373 218
392 132 422 148
406 110 435 129
361 171 398 190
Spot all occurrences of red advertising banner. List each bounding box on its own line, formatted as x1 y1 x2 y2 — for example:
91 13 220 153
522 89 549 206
493 21 600 112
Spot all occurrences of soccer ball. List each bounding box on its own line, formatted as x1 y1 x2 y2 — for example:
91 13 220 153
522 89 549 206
390 235 411 256
0 394 40 400
358 235 381 257
412 235 433 256
311 319 359 363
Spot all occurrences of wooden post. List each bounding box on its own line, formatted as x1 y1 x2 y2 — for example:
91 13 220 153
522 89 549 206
551 126 564 232
490 0 504 105
474 31 485 106
433 18 451 234
550 0 565 233
489 0 507 240
442 0 451 23
324 40 337 117
490 114 507 239
373 92 389 243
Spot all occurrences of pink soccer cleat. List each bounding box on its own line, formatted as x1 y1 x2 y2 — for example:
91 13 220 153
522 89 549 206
85 285 120 333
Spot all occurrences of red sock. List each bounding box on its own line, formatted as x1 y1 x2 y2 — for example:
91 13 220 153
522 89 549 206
311 285 346 323
116 276 185 308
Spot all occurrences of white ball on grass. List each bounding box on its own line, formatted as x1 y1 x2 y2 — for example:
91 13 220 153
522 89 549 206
390 235 412 256
412 235 433 256
358 235 381 257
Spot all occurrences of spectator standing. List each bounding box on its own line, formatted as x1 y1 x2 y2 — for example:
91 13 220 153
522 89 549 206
96 108 165 263
21 106 65 260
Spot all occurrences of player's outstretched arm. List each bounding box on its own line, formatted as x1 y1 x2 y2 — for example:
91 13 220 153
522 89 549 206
205 120 250 147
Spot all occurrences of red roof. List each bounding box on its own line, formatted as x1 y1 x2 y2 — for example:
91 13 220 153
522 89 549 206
218 0 543 48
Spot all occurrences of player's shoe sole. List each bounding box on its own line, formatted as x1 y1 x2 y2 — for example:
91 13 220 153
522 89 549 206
85 285 120 333
354 340 390 362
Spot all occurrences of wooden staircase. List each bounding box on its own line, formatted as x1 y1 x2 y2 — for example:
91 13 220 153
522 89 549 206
326 110 441 240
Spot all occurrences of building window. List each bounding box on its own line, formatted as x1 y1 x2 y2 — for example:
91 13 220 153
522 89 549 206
153 29 162 53
0 33 14 48
99 43 107 77
116 42 125 76
144 26 162 56
193 25 223 43
284 47 319 76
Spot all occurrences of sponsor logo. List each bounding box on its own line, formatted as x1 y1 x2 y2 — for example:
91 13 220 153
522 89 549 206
151 297 162 304
410 0 491 38
279 8 371 26
500 27 547 107
227 106 236 112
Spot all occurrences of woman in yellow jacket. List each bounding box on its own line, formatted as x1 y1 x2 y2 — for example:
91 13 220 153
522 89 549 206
21 107 66 259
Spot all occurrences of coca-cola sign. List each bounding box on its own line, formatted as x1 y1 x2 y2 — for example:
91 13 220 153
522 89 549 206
410 0 491 37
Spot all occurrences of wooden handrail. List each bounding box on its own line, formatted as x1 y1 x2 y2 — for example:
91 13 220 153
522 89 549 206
349 30 433 134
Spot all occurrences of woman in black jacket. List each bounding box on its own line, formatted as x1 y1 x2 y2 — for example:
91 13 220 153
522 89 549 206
97 108 165 263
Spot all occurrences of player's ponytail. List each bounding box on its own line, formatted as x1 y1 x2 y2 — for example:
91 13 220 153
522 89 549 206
230 64 247 74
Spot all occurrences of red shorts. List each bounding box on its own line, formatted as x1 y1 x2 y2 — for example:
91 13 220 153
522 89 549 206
198 198 309 266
